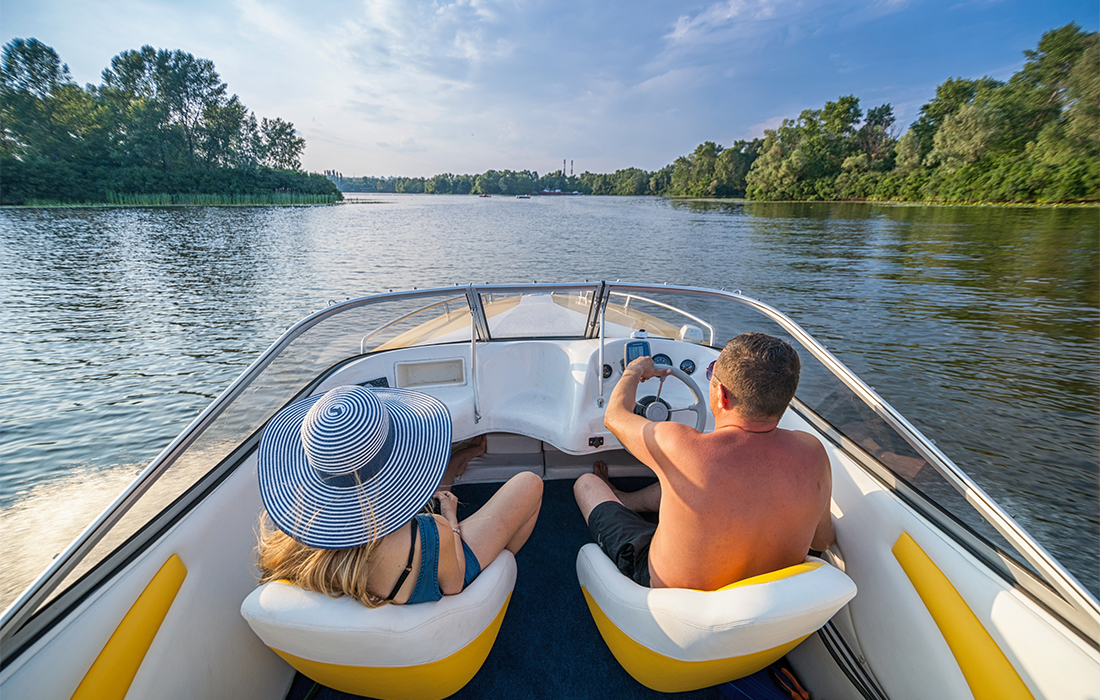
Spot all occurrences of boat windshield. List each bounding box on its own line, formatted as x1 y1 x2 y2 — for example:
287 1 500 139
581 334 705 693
4 282 1095 652
478 286 600 339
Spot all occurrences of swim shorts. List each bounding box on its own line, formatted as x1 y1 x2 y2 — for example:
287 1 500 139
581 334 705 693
587 501 656 587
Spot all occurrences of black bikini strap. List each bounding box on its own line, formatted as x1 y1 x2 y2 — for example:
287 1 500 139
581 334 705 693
384 517 419 602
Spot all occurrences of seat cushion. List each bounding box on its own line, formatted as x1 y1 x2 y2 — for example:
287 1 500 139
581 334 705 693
576 543 856 691
240 550 516 699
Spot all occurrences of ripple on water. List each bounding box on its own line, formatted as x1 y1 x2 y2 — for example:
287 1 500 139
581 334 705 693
0 199 1096 599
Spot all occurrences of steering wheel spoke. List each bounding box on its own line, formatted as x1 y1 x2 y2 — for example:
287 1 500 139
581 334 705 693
633 364 707 431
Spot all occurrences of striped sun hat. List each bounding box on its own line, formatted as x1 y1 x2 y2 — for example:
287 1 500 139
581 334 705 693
257 385 451 549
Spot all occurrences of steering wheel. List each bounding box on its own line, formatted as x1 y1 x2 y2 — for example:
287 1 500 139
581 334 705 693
632 364 707 431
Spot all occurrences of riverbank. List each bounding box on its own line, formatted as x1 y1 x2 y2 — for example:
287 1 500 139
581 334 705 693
0 159 343 206
670 196 1099 207
2 198 1094 599
13 193 340 207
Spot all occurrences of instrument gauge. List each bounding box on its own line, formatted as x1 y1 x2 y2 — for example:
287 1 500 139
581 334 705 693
653 354 672 366
679 359 696 375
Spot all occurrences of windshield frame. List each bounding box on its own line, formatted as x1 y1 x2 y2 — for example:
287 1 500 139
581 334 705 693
3 282 1096 654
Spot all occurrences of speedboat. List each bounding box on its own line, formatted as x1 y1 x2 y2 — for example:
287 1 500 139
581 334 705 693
2 282 1097 699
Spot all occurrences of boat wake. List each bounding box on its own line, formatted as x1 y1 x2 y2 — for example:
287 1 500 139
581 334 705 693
0 465 142 610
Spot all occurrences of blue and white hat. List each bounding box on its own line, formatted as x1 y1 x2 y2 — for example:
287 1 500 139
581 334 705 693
257 385 451 549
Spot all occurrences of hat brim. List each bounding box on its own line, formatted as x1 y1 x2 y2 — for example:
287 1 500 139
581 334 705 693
257 387 451 549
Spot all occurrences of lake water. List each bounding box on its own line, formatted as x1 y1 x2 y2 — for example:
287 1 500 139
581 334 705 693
0 194 1097 601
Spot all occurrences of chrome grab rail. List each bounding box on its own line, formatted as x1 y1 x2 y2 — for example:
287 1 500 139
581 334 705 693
611 291 715 345
359 295 466 353
607 282 1100 633
4 282 1096 650
597 293 606 408
0 287 480 646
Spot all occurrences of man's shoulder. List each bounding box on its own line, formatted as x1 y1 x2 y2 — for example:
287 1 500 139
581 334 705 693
775 425 819 446
776 427 830 466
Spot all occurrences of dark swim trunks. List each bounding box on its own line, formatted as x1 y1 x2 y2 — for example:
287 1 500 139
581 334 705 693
588 501 656 587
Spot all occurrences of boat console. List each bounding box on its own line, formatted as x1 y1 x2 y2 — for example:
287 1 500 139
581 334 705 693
2 282 1097 700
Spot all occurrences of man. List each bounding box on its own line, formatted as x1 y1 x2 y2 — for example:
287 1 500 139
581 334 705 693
573 332 834 590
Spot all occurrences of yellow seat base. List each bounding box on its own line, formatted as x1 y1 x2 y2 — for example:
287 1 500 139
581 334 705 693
270 593 510 700
582 588 808 692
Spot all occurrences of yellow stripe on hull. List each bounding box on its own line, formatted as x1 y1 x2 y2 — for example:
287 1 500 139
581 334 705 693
893 532 1034 700
72 554 188 700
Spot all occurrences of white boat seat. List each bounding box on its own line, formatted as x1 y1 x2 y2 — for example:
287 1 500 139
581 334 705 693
240 550 517 700
576 543 857 692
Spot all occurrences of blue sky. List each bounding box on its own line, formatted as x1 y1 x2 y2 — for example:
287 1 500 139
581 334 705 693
2 0 1096 177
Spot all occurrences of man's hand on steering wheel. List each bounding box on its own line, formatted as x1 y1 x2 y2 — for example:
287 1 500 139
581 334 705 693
624 356 672 382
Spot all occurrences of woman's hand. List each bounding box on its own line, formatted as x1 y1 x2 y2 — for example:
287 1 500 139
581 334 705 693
438 490 460 529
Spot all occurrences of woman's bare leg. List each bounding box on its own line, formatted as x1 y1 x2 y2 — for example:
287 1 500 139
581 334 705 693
459 470 543 569
438 436 487 492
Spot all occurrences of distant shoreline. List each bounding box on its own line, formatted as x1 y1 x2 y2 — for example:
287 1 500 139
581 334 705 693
338 191 1099 208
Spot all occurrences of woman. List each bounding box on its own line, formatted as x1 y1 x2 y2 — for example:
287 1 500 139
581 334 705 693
255 385 542 606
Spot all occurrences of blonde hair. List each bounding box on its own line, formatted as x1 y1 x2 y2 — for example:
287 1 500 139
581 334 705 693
256 512 386 607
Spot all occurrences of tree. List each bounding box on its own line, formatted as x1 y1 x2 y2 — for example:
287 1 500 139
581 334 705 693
926 104 994 173
260 117 304 170
858 104 896 166
670 141 723 196
713 139 761 196
1014 22 1095 125
908 77 1003 161
1 38 76 160
200 95 247 167
100 46 228 167
156 49 227 165
821 95 862 139
472 170 501 194
425 173 453 194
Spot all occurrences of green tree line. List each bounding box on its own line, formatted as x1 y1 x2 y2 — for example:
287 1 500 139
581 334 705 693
334 24 1095 204
746 23 1098 203
1 38 340 205
330 142 762 198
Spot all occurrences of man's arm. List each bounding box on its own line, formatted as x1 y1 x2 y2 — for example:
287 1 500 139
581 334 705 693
811 502 836 551
808 439 836 551
604 357 686 472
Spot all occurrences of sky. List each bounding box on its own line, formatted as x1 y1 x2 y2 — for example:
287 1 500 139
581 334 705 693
2 0 1096 177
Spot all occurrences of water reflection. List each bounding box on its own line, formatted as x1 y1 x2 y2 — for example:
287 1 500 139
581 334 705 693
0 198 1096 596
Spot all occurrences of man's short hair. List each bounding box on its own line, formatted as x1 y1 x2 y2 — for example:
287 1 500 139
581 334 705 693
713 332 801 420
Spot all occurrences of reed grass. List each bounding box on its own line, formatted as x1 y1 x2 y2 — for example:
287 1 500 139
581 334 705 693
23 192 339 207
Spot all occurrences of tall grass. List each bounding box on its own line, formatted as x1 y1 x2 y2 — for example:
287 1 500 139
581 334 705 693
23 192 339 207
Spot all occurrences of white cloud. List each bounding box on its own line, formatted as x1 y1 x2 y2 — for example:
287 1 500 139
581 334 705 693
667 0 783 44
1 0 1085 176
377 136 426 153
743 115 787 139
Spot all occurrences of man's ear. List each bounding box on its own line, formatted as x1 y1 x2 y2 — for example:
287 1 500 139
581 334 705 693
719 385 735 410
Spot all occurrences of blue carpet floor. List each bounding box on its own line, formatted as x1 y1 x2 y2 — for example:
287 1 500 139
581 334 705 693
285 478 730 700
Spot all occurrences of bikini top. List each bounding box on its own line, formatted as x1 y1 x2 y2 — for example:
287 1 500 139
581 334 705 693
384 514 442 605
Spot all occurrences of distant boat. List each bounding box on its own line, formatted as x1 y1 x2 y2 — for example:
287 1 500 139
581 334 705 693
479 194 492 198
539 189 580 196
516 194 531 199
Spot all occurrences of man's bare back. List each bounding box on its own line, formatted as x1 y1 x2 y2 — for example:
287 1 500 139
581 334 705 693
641 421 831 588
575 333 834 591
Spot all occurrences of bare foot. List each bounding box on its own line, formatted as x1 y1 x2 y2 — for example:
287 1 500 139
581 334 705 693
594 460 661 513
439 436 487 491
592 461 626 501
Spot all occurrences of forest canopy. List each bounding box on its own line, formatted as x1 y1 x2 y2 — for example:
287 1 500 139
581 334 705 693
335 23 1097 204
743 22 1098 203
2 24 1095 205
0 39 339 204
